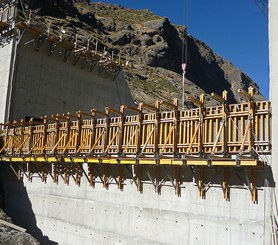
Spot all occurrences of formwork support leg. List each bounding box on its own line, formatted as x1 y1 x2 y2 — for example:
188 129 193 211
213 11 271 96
41 168 46 183
143 165 156 192
42 163 55 182
103 164 108 189
53 163 58 184
199 166 205 199
27 162 33 182
75 163 81 187
107 165 119 186
251 168 257 203
242 167 258 203
88 164 95 187
20 163 29 179
161 165 176 191
28 162 44 182
175 166 181 197
222 168 230 201
9 164 23 181
92 164 105 186
18 163 23 180
118 165 123 190
137 165 142 193
64 163 69 185
155 165 160 194
124 165 138 189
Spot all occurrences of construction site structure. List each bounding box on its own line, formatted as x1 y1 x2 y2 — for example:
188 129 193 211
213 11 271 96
0 1 133 124
0 87 271 202
0 1 276 245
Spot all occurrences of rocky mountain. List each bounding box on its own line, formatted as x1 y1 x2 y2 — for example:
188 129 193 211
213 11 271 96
18 0 265 107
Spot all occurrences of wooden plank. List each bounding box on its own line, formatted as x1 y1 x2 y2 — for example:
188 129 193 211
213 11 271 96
0 219 26 232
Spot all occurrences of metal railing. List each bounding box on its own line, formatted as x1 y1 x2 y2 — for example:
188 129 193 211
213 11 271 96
0 0 16 24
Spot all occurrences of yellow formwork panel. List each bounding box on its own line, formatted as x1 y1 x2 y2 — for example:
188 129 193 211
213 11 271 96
160 159 172 165
160 159 183 165
36 157 46 162
46 157 57 162
139 159 156 165
120 159 136 165
211 160 236 166
10 157 24 162
72 157 86 163
0 156 260 167
24 157 35 162
102 159 118 164
109 159 118 164
64 157 72 163
172 160 183 166
240 160 258 166
87 158 100 164
211 159 258 166
186 160 208 166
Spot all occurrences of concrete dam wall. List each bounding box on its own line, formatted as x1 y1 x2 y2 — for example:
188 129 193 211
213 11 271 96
0 163 274 245
8 32 134 121
0 1 276 245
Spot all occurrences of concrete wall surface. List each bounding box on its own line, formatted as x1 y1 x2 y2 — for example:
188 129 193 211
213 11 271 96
269 0 278 198
9 33 134 121
0 38 16 122
0 2 275 245
0 165 273 245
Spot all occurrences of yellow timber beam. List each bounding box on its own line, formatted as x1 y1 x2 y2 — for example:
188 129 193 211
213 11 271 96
0 156 261 167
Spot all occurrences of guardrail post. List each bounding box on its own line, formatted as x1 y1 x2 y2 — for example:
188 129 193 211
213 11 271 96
238 86 255 156
154 100 160 158
173 98 179 157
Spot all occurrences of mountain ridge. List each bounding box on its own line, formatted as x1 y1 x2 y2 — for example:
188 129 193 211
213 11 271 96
19 0 265 107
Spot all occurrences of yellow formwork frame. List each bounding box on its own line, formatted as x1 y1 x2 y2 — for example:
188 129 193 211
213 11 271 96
0 87 270 202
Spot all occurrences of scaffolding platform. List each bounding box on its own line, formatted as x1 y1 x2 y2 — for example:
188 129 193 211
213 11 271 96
0 87 271 201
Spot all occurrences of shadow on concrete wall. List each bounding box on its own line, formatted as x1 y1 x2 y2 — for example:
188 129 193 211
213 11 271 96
101 164 275 188
0 162 275 225
0 163 58 245
89 164 275 203
4 162 275 195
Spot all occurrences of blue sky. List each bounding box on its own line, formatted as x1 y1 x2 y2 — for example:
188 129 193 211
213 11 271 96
96 0 269 98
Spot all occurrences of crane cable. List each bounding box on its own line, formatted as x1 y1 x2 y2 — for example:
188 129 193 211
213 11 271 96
181 0 189 109
181 0 188 65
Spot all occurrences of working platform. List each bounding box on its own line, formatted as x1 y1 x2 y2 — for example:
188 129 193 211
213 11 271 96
0 87 271 164
0 87 271 201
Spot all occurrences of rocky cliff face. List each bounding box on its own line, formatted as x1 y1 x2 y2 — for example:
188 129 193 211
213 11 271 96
18 0 264 107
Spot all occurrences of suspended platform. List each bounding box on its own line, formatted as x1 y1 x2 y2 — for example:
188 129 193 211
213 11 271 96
0 87 271 201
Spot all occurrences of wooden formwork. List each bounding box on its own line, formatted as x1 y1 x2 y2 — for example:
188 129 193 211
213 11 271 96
0 88 271 202
0 87 271 164
0 87 271 202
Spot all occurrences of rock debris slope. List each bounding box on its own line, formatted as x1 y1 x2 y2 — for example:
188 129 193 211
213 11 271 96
0 208 39 245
